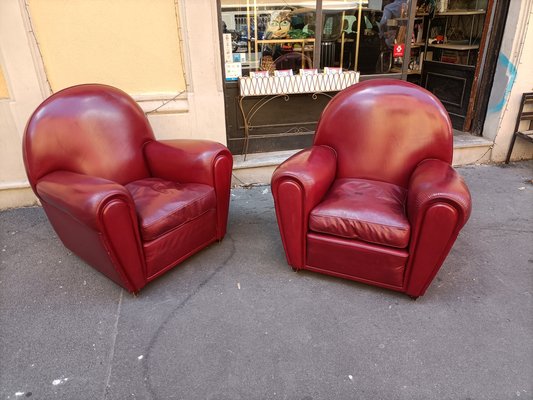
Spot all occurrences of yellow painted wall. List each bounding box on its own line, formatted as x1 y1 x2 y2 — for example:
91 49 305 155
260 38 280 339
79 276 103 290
27 0 186 95
1 0 226 210
0 65 9 98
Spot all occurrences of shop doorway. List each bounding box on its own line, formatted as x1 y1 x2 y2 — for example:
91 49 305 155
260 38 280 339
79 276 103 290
416 0 500 132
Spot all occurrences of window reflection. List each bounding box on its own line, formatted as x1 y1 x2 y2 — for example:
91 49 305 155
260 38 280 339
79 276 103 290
220 0 413 78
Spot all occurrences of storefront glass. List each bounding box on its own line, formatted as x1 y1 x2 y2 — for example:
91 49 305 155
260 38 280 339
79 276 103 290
220 0 417 80
219 1 419 156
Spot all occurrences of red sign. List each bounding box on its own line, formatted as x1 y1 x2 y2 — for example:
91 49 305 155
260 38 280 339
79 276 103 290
393 44 405 57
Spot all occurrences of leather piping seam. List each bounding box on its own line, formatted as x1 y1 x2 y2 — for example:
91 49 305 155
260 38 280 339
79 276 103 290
307 232 409 256
141 139 156 176
40 190 131 231
146 236 217 281
310 214 410 230
140 208 214 242
403 200 466 292
307 227 409 250
134 189 214 229
212 152 232 237
274 176 306 270
212 152 230 195
99 199 143 292
298 178 306 269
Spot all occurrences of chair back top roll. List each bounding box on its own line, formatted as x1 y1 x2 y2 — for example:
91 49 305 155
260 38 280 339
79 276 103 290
23 84 154 188
314 79 453 188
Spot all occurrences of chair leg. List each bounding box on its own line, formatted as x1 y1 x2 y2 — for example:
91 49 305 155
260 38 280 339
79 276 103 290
243 135 250 162
505 133 518 164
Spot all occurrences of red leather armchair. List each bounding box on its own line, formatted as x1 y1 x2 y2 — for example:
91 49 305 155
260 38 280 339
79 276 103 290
271 79 471 298
23 84 233 293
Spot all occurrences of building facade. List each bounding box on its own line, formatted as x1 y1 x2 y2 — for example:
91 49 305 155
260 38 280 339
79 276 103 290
0 0 531 210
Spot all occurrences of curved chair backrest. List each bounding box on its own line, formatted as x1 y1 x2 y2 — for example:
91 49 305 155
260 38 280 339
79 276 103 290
274 52 313 71
314 79 452 188
23 84 155 189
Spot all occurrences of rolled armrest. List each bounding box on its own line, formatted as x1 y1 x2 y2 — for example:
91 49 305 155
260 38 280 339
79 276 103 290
36 171 133 230
407 159 471 228
271 145 337 214
37 171 145 292
144 139 233 187
405 159 472 297
271 145 337 269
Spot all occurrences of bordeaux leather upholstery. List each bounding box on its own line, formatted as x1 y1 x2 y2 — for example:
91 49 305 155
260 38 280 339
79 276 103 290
271 79 471 298
23 84 233 293
274 52 313 71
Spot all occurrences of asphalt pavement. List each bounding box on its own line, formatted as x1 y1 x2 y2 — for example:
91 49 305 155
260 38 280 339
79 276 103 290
1 161 532 400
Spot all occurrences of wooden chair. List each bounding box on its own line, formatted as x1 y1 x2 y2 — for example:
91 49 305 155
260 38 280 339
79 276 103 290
505 92 533 164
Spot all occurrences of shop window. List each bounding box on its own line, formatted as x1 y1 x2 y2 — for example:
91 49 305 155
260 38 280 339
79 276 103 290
221 0 418 80
219 0 418 156
222 3 317 78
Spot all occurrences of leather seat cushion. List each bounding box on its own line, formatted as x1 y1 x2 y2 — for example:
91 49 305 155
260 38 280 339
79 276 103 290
126 178 216 241
309 178 410 248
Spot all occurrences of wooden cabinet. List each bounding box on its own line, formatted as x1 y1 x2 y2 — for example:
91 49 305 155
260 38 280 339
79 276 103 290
424 8 486 66
420 1 488 130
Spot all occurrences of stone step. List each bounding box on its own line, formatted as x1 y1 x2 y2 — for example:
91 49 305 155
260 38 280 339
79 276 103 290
452 131 493 166
231 133 493 186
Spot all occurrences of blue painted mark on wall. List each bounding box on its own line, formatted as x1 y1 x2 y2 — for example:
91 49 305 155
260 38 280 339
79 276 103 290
488 52 517 113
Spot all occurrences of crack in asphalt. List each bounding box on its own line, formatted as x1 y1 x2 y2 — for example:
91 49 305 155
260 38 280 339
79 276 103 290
102 289 124 400
142 234 237 400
